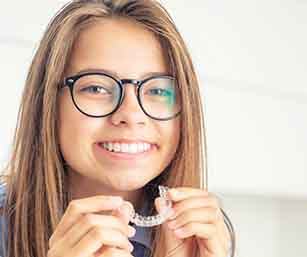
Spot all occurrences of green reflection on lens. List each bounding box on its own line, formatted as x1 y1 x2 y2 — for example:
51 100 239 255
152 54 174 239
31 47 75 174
166 88 175 108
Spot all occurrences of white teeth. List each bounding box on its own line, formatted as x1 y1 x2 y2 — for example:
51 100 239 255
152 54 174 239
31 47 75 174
108 142 113 151
137 143 144 152
144 143 150 151
100 142 152 153
114 142 121 152
129 143 138 153
122 143 129 152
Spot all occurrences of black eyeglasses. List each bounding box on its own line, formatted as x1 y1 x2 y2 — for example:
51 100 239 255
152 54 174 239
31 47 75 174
61 71 181 121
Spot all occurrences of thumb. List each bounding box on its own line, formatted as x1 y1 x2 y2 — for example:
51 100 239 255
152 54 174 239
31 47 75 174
155 197 196 256
155 197 184 248
96 201 135 256
112 201 134 224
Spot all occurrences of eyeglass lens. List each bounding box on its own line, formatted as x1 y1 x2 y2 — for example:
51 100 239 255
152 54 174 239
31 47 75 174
71 74 181 120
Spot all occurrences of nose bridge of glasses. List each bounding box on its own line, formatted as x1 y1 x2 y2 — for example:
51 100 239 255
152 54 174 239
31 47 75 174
118 78 143 106
119 78 142 98
121 79 142 87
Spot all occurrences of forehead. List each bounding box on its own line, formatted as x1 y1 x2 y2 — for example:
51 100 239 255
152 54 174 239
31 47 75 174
66 18 169 79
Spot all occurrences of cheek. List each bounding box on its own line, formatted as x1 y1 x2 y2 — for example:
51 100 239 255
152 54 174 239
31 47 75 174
160 118 181 161
57 93 94 164
58 93 77 143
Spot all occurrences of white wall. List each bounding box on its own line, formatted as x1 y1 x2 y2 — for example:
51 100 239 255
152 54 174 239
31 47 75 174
160 0 307 199
1 1 306 256
222 194 307 257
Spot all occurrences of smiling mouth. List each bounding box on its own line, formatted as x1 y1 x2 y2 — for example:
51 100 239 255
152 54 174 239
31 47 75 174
98 142 156 154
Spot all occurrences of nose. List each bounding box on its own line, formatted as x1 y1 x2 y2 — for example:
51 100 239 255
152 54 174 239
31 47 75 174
109 84 147 127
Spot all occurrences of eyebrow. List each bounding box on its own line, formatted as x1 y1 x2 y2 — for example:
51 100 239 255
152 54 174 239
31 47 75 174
73 68 172 79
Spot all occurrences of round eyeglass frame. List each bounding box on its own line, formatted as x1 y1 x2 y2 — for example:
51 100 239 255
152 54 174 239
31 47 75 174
61 71 182 121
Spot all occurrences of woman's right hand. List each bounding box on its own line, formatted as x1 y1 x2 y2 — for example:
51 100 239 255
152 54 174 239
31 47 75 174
47 195 136 257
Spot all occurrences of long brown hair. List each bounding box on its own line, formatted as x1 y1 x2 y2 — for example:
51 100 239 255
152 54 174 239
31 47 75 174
0 1 235 257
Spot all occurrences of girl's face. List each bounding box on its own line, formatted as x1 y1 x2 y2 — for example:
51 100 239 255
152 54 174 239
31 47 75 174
58 19 180 197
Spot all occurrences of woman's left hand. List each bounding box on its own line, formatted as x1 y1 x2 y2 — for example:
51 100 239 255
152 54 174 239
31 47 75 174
155 187 231 257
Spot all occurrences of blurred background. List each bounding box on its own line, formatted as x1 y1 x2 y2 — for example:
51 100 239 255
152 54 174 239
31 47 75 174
0 0 306 256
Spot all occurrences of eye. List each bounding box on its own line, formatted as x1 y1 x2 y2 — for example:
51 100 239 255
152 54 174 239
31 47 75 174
80 85 111 94
148 88 173 97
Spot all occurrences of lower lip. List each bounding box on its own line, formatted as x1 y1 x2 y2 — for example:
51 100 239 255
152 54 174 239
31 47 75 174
94 143 157 161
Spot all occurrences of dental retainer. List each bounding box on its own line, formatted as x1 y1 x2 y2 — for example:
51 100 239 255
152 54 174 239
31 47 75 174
129 185 172 227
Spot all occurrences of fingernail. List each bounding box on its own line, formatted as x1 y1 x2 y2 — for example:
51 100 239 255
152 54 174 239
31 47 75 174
119 202 134 217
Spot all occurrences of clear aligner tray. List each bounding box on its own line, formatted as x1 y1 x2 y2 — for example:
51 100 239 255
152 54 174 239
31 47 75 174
129 185 172 227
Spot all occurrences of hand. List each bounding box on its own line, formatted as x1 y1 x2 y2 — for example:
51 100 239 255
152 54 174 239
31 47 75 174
47 195 136 257
155 187 231 257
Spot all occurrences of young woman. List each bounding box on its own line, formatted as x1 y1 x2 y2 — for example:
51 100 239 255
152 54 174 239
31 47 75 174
0 1 235 257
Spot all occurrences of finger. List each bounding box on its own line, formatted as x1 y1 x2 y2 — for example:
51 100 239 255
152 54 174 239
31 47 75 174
166 200 230 251
72 227 134 257
51 213 136 250
167 187 209 202
166 207 219 230
111 201 135 224
214 229 231 255
155 196 166 213
95 246 134 257
171 194 228 251
154 197 184 250
171 222 217 240
49 196 123 247
166 195 221 220
194 221 230 256
196 236 227 257
174 223 228 257
155 196 176 219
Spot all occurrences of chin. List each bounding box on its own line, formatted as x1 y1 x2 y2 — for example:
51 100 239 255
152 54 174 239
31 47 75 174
108 175 144 189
